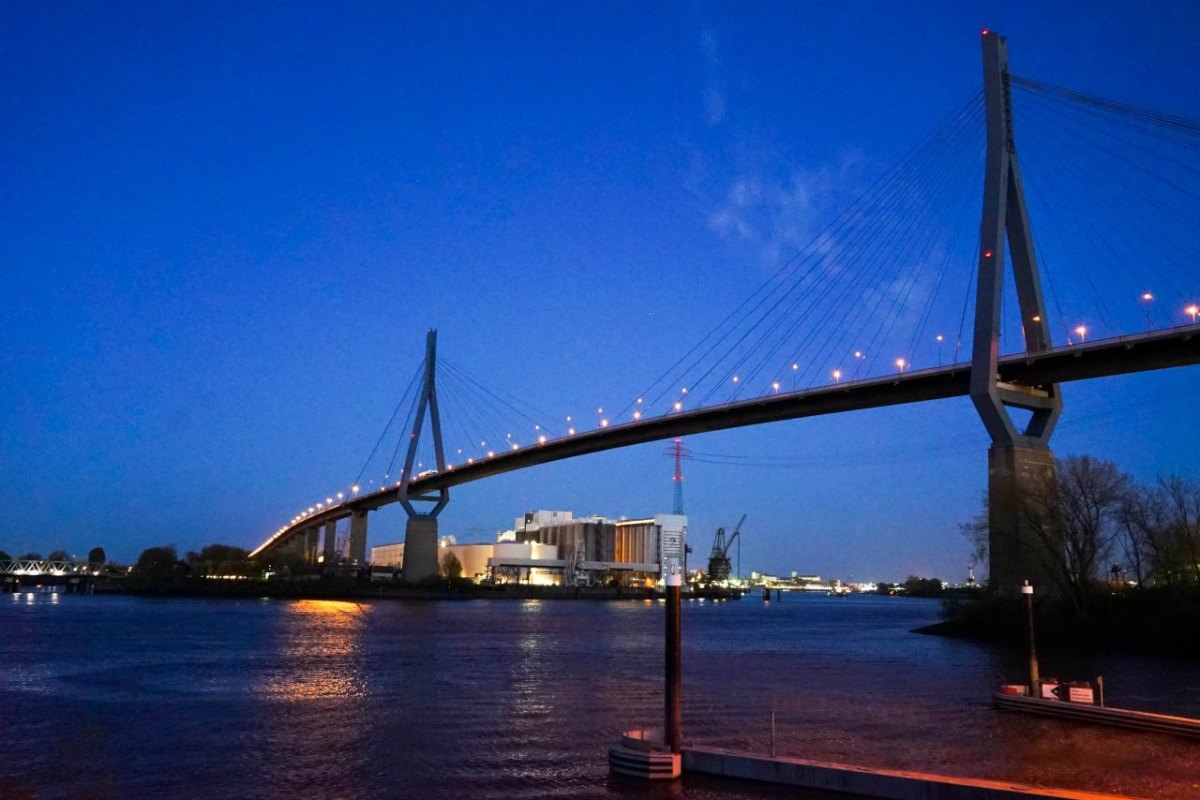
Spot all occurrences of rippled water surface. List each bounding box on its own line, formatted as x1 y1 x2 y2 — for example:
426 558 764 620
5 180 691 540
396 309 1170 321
3 593 1198 799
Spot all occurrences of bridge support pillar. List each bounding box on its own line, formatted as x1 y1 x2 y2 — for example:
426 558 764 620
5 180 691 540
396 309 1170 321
403 516 439 583
970 33 1063 593
987 443 1058 594
322 519 338 568
349 511 368 566
303 527 320 566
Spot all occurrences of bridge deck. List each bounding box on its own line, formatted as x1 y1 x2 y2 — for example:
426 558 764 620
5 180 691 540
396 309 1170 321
253 327 1197 558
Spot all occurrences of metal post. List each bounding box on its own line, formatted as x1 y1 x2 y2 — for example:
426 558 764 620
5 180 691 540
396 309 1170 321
1022 581 1040 694
665 558 682 754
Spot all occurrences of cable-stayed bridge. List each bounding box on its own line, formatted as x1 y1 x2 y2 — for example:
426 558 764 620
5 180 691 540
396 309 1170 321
251 32 1200 588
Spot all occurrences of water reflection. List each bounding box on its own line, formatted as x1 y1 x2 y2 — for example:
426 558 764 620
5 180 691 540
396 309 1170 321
3 594 1198 798
260 599 371 700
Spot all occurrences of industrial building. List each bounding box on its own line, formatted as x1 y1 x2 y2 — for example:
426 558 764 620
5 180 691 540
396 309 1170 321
370 509 687 586
371 538 493 582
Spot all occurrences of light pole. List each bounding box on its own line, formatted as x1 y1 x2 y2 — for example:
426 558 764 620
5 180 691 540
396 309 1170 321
936 334 944 366
1074 324 1087 343
1187 305 1199 325
1022 581 1040 696
665 558 682 754
1141 292 1154 330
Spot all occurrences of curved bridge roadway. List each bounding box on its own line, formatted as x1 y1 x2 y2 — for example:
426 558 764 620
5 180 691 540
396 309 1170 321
252 327 1198 558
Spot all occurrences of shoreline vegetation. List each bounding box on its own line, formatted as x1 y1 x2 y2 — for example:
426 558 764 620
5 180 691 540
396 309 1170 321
917 589 1200 657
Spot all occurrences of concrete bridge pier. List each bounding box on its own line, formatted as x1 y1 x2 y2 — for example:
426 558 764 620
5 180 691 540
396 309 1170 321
971 32 1063 593
349 511 368 566
304 526 320 565
281 527 315 566
987 443 1058 593
403 516 439 582
322 519 339 568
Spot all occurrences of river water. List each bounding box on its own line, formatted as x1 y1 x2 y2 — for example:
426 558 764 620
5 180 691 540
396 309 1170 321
2 592 1197 799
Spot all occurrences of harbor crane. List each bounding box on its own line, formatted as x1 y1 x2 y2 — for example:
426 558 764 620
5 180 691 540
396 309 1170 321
706 514 746 583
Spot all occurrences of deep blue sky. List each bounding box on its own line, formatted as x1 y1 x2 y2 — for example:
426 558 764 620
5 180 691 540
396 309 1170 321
4 2 1198 580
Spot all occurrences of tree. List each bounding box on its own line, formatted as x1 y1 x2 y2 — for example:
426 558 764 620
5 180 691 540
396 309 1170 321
1159 475 1200 585
87 547 107 565
186 543 254 577
1119 474 1200 588
19 552 42 560
47 549 69 562
959 496 989 580
0 550 10 561
1021 455 1129 616
133 545 180 584
193 544 249 563
440 551 463 580
902 575 944 597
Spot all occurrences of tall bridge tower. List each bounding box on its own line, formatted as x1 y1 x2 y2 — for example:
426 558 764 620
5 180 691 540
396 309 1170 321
397 329 450 582
972 31 1062 593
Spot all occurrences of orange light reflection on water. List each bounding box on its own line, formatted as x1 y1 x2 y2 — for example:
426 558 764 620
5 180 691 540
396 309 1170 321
261 599 371 701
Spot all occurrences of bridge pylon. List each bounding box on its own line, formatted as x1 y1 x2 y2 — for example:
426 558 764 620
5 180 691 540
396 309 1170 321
972 32 1062 594
398 329 449 582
